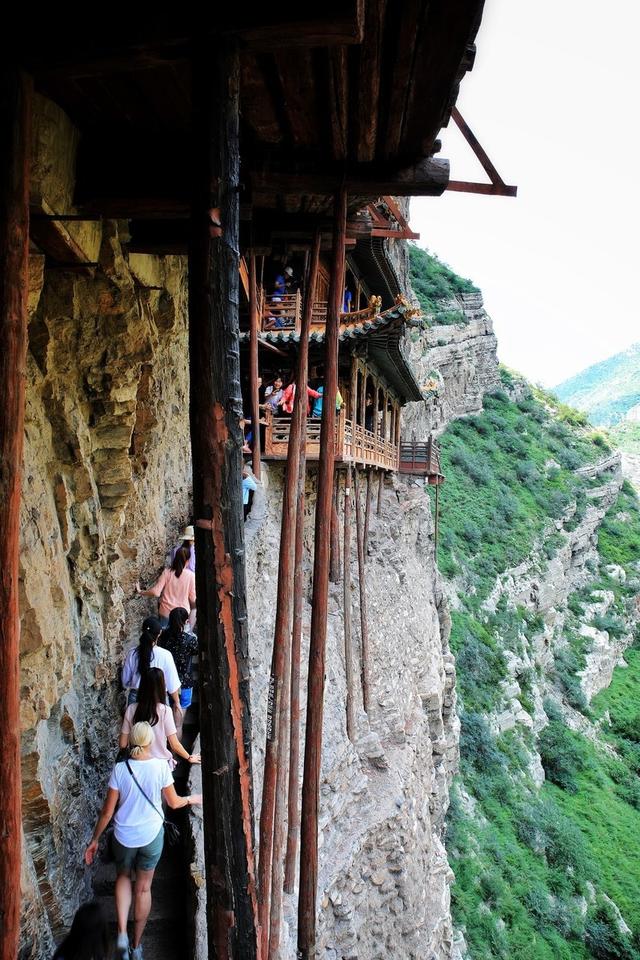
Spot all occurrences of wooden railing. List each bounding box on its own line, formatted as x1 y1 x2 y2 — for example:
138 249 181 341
264 410 399 470
342 418 399 470
260 291 384 332
399 436 445 482
261 291 301 330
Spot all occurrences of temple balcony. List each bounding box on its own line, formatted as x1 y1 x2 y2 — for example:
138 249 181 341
264 410 400 471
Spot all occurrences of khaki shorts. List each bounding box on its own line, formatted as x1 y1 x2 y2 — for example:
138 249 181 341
112 827 164 874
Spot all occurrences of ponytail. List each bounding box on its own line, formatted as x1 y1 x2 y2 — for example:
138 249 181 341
129 721 153 759
136 616 162 678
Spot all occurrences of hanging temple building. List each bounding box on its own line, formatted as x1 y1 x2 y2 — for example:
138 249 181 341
0 4 511 958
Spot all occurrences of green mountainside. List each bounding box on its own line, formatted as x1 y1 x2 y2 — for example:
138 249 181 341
433 373 640 959
408 244 479 325
555 344 640 427
610 421 640 456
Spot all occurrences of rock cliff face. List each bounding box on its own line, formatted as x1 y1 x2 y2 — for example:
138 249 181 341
403 294 500 440
19 98 192 958
19 100 507 958
242 466 458 959
478 451 626 738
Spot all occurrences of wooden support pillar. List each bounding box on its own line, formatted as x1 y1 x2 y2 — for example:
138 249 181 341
376 469 384 516
330 476 341 582
283 234 321 897
249 254 261 479
283 450 306 894
354 468 371 714
0 67 30 960
260 231 321 956
189 42 259 960
298 187 347 959
350 356 358 423
435 484 440 555
342 466 357 740
363 467 373 561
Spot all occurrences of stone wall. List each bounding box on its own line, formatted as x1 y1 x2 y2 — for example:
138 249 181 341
19 99 192 958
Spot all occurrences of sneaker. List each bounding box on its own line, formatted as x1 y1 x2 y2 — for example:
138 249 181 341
130 946 144 960
116 933 129 960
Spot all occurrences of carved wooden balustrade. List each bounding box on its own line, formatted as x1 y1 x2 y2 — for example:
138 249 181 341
264 408 399 470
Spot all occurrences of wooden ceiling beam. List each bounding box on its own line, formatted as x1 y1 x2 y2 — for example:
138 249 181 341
327 47 349 162
239 5 365 50
251 157 449 197
22 6 366 78
382 0 424 160
274 50 319 148
355 0 386 163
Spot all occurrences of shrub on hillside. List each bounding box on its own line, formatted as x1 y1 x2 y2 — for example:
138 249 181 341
539 720 589 792
585 900 640 960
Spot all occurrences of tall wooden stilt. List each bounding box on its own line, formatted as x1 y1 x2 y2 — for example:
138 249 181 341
354 468 371 714
260 230 321 954
249 253 261 479
189 42 259 960
0 67 30 960
342 466 357 741
376 469 384 516
283 232 321 897
330 476 341 582
283 451 306 894
363 467 373 560
298 187 347 959
434 483 440 555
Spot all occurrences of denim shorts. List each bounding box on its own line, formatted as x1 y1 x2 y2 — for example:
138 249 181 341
112 827 164 874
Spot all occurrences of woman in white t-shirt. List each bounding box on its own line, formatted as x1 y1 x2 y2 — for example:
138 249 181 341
85 722 202 960
119 668 201 769
121 616 181 712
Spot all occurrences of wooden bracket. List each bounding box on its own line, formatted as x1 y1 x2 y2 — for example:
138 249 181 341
446 108 517 198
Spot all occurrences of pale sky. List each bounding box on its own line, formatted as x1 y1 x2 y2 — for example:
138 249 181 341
410 0 640 388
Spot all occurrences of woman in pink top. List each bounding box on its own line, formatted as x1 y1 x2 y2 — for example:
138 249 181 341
136 546 196 627
119 669 201 769
279 380 321 415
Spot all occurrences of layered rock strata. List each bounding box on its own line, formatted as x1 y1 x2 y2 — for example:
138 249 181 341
19 99 192 958
191 465 459 959
403 294 500 439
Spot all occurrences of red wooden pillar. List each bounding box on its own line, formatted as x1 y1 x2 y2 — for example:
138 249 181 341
342 466 357 740
329 476 341 583
298 187 347 959
249 254 261 479
284 230 321 897
283 451 306 894
354 468 371 713
189 41 259 960
0 67 30 960
260 230 322 955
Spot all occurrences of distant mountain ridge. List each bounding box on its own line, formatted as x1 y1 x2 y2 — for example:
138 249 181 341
555 342 640 426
